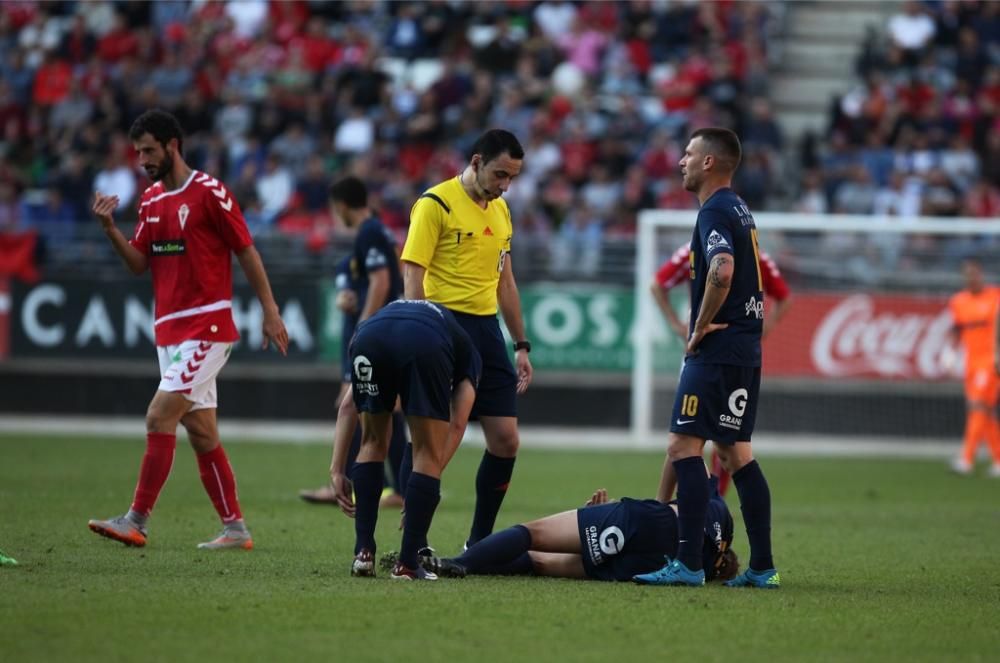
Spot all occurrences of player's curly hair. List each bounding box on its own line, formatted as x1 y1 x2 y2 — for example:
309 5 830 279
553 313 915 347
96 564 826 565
129 109 184 156
708 547 740 582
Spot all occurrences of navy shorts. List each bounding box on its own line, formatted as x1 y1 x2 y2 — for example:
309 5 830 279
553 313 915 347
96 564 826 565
577 498 676 582
670 362 761 444
349 318 453 421
450 311 517 419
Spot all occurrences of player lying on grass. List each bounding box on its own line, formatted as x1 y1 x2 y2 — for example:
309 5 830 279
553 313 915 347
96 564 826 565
381 472 738 583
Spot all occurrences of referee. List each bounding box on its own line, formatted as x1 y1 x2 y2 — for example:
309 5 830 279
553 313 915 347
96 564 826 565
401 129 532 548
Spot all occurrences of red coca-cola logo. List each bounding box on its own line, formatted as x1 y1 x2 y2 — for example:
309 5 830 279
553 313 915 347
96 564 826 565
809 295 962 380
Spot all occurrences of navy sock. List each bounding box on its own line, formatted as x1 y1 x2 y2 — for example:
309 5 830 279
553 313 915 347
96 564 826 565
387 412 407 492
396 443 428 550
464 551 534 576
455 524 531 574
732 460 774 571
674 456 710 571
400 472 441 569
350 462 383 555
468 451 516 544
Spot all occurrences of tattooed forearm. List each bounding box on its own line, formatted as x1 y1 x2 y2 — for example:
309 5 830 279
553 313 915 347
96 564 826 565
709 255 733 288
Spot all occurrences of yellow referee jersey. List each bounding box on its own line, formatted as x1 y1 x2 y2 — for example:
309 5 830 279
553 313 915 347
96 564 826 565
401 176 513 316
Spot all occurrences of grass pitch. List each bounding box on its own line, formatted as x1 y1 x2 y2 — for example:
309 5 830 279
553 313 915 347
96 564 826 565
1 434 999 662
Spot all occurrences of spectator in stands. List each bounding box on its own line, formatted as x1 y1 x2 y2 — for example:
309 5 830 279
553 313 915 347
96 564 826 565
963 177 1000 218
921 168 962 216
255 153 293 226
148 49 193 110
874 170 923 218
551 200 603 279
93 135 137 213
271 122 317 180
793 170 828 215
887 1 937 66
834 165 877 215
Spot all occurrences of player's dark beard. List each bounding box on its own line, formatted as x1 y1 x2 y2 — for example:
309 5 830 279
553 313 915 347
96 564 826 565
146 153 173 182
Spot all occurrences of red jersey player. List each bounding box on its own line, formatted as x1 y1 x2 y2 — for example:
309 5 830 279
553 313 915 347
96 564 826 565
650 243 792 495
88 109 288 550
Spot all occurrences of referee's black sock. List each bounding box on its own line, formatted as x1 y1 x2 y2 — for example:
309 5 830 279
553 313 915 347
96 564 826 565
455 524 531 574
468 451 516 545
732 460 774 571
350 461 383 555
399 472 440 569
674 456 710 571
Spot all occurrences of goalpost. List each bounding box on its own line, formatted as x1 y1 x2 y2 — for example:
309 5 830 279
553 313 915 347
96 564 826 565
632 210 1000 445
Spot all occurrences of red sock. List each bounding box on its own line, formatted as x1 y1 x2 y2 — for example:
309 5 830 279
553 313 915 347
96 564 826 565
710 451 731 497
130 432 177 517
197 444 243 523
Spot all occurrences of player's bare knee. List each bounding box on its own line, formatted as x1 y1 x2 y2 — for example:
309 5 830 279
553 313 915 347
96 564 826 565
667 434 703 462
145 407 177 433
486 430 519 457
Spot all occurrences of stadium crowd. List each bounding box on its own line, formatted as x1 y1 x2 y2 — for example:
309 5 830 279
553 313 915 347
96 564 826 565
0 0 997 282
803 0 1000 219
0 0 781 278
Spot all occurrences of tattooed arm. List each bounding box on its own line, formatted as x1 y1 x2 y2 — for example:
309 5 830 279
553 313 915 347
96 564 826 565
686 253 733 354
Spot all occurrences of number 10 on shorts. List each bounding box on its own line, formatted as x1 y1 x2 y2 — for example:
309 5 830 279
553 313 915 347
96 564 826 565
681 394 698 417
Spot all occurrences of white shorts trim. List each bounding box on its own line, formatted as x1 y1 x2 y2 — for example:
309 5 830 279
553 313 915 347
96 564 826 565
156 340 232 410
154 300 232 327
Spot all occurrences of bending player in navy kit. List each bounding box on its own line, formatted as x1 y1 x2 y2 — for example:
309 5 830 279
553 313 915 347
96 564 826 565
637 128 779 588
330 300 481 580
382 471 738 583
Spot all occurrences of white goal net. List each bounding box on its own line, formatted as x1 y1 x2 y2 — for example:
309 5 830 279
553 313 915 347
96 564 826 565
632 210 1000 445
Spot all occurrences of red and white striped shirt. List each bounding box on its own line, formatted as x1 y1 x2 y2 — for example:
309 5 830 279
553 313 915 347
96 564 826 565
654 243 790 301
130 170 253 345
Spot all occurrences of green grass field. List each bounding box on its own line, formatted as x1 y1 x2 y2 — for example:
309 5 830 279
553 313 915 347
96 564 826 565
1 434 999 662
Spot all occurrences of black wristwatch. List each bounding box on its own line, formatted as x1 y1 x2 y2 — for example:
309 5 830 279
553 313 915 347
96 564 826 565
513 340 531 353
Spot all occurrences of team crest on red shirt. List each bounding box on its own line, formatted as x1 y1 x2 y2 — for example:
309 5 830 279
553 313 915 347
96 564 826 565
179 204 190 230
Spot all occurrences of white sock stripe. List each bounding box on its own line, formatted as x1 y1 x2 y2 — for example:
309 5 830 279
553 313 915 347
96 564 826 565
210 461 231 518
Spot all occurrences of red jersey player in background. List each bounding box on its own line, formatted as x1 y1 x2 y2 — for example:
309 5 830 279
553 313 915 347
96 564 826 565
947 259 1000 477
650 242 792 496
88 109 289 550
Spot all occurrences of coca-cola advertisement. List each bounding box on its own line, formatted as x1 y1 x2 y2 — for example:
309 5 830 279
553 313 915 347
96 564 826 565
762 293 963 381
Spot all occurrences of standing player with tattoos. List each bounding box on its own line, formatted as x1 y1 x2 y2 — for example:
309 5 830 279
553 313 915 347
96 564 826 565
635 128 779 589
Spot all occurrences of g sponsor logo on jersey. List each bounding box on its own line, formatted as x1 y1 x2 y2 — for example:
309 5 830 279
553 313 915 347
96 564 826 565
598 526 625 556
745 296 764 319
719 388 748 430
706 230 730 251
353 355 379 395
151 239 186 256
584 525 603 564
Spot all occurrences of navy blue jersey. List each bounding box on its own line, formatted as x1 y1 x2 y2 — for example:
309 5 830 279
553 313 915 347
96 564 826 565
357 300 481 387
687 188 763 366
578 477 734 582
350 216 402 307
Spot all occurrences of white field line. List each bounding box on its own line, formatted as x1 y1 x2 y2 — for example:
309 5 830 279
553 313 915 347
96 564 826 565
0 415 956 459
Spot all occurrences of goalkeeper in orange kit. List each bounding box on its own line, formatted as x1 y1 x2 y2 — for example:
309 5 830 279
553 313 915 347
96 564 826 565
948 259 1000 477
